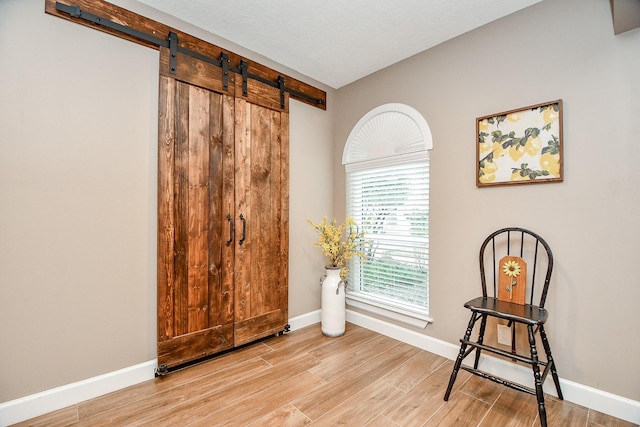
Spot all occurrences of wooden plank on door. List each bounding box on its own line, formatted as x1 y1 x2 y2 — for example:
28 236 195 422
251 104 271 316
218 94 236 327
234 309 288 347
174 81 190 336
234 98 252 323
158 57 234 369
233 101 288 346
187 85 210 333
157 76 176 343
159 48 233 95
279 112 290 319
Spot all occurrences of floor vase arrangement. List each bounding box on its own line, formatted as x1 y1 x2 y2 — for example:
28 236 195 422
308 216 366 337
320 266 346 336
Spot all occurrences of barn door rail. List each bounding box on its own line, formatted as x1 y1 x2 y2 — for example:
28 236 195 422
56 2 166 47
54 1 325 109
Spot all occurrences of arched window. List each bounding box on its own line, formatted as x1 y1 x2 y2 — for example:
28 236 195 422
343 103 433 327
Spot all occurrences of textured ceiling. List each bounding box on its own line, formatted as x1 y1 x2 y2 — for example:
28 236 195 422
137 0 542 89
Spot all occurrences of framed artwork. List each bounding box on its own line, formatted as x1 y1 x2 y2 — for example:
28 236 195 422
477 99 563 187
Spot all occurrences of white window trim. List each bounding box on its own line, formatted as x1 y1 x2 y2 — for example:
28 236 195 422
343 103 433 327
346 292 433 329
345 150 428 172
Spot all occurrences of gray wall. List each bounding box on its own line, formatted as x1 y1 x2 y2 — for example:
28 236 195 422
334 0 640 402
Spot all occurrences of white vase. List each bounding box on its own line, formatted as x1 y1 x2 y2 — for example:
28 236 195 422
321 266 346 337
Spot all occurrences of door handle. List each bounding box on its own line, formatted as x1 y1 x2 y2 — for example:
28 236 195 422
226 214 234 246
239 214 246 245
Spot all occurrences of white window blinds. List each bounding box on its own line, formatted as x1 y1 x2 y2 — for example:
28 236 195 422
346 157 429 311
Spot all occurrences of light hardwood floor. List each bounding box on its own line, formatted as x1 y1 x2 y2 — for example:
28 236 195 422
15 323 637 426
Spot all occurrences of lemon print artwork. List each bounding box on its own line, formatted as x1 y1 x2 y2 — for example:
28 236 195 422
477 101 562 186
540 152 560 177
524 137 541 156
543 108 559 125
506 112 521 122
479 160 497 183
508 144 525 162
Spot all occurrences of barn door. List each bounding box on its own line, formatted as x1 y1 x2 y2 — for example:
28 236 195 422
233 98 289 346
157 47 235 369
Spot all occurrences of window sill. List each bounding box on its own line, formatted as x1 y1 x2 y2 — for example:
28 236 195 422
345 292 433 329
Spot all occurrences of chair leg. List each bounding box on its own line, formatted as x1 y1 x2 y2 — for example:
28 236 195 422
473 314 487 369
528 325 547 427
539 325 563 400
444 313 476 401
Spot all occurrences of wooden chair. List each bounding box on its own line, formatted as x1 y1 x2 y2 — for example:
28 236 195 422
443 227 563 427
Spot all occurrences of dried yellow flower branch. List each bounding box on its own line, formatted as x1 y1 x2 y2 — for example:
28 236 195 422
307 216 367 278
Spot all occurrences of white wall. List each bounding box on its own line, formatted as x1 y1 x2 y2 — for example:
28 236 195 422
334 0 640 403
0 0 332 403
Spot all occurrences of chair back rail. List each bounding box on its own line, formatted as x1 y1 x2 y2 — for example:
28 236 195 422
479 227 554 307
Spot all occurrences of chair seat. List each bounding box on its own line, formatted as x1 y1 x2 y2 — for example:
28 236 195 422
464 296 548 325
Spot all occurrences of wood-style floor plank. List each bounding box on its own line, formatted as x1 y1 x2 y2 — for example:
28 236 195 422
589 409 639 427
11 406 79 427
382 360 472 426
309 379 401 426
192 371 326 426
364 414 402 427
293 340 421 420
245 403 312 427
458 374 504 405
309 331 400 382
423 391 492 427
543 396 588 426
12 323 638 427
478 387 538 427
381 350 447 393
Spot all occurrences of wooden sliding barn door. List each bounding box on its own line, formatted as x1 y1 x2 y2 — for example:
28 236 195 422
157 46 289 369
233 99 289 346
157 47 235 368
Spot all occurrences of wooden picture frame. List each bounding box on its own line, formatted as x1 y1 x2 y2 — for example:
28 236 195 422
477 99 563 187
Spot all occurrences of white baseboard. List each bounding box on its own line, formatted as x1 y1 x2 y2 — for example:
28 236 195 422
288 309 322 331
2 311 638 426
0 360 156 426
346 309 640 425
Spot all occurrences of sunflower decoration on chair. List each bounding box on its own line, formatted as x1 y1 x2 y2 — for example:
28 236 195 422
502 260 521 300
